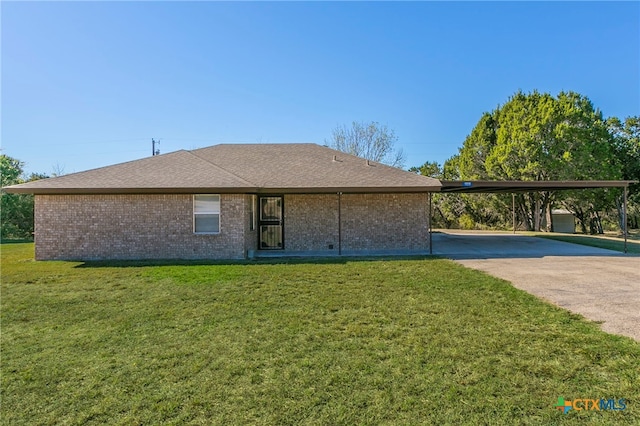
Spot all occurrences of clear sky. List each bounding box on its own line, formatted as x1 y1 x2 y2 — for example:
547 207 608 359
2 1 639 176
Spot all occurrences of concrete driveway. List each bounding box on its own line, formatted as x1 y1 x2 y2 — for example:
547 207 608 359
432 231 640 342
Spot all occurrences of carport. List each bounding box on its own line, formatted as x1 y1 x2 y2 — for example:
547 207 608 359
429 180 637 254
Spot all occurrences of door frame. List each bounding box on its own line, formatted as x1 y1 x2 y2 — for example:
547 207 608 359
258 195 284 250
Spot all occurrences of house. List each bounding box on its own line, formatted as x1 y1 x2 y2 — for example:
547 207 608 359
5 144 441 260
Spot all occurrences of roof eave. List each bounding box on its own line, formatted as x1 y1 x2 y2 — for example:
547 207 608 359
258 186 441 194
2 187 258 195
4 185 442 195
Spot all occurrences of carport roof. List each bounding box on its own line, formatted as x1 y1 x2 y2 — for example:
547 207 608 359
440 180 637 193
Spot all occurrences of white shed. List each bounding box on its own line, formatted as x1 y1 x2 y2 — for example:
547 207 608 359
552 209 576 233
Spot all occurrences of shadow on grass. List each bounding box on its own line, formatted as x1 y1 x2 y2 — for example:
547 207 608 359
74 255 443 268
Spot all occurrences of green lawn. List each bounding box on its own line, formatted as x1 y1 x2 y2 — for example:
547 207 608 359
2 244 638 425
535 233 640 254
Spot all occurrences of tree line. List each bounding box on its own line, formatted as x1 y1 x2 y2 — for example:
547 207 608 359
1 155 49 240
410 91 639 233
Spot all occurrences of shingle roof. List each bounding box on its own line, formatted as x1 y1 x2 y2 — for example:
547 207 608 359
5 143 441 194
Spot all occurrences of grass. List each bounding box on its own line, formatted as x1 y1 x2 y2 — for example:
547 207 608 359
534 233 640 254
2 243 639 425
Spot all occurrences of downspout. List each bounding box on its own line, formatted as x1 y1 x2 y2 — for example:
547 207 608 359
338 192 342 256
429 192 433 255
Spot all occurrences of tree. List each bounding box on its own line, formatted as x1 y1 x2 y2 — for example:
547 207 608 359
458 112 497 180
452 90 621 232
409 161 441 178
608 115 640 229
410 158 466 228
548 93 622 233
1 155 23 188
0 155 48 240
326 121 405 167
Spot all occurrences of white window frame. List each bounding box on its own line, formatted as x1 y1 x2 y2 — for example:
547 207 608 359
193 194 220 234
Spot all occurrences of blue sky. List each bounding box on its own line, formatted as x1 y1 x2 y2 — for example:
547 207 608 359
2 1 639 176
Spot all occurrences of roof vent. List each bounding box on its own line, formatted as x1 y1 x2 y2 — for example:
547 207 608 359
366 159 371 166
333 155 337 162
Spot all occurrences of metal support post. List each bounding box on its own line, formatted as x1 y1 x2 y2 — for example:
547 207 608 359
429 192 433 255
624 186 628 254
512 193 516 234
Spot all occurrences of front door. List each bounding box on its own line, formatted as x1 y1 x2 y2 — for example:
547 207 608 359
259 196 283 250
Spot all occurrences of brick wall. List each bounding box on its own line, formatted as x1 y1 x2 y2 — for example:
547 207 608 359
34 194 246 260
341 193 429 251
34 192 430 260
284 193 429 253
284 194 340 252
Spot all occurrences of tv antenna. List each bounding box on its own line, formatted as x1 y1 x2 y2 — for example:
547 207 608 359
152 138 160 156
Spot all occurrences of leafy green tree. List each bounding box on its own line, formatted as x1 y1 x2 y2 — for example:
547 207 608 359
608 116 640 229
549 92 622 233
1 155 48 240
459 112 497 180
453 90 622 231
1 155 23 188
327 121 405 167
442 155 460 181
409 161 441 178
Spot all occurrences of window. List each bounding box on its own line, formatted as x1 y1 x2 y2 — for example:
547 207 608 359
194 195 220 233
